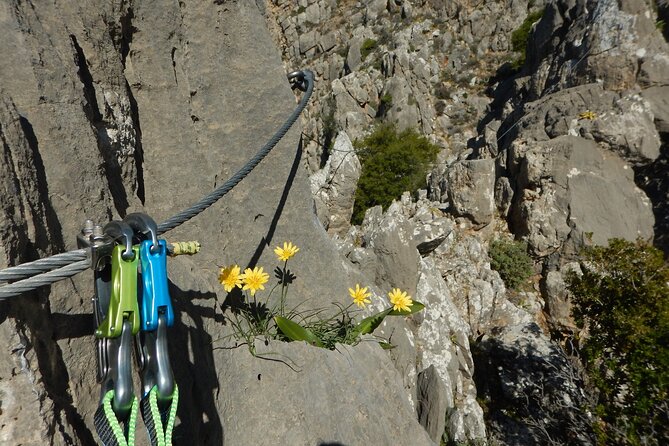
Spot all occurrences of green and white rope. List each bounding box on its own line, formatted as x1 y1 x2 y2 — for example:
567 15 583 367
94 390 139 446
141 385 179 446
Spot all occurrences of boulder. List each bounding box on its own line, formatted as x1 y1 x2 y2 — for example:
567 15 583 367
310 131 361 235
416 257 487 443
590 92 661 162
641 86 669 134
474 323 596 446
365 201 420 296
346 37 363 72
510 136 654 256
446 159 496 226
417 365 449 443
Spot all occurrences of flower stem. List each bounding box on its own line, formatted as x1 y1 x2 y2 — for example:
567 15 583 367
280 260 288 316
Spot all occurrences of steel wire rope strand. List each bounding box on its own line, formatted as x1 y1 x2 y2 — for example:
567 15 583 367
0 70 314 299
0 249 88 282
157 69 314 235
0 259 90 300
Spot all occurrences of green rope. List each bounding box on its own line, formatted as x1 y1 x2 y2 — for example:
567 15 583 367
142 384 179 446
99 390 138 446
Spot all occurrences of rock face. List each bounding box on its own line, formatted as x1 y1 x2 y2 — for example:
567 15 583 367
446 159 496 226
474 323 596 446
0 1 432 445
220 340 434 446
510 135 654 256
265 0 550 172
310 131 361 235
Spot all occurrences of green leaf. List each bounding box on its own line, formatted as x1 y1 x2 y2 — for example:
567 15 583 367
388 300 425 316
379 341 396 350
274 316 324 348
354 308 392 336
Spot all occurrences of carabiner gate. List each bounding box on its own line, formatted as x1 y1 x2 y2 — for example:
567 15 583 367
95 244 140 339
137 239 175 404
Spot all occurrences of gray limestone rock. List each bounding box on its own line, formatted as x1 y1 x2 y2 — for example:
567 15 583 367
527 0 669 95
383 75 421 132
413 214 454 256
319 32 337 53
502 83 619 145
310 131 361 235
331 78 371 141
474 323 596 446
541 268 576 329
417 365 449 443
219 340 435 446
446 159 496 226
430 231 533 336
0 93 85 444
641 86 669 134
416 257 487 443
366 201 420 296
346 37 363 72
494 176 514 218
299 29 318 55
510 136 654 256
590 92 661 162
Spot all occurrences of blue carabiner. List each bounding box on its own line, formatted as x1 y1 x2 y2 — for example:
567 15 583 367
139 239 174 331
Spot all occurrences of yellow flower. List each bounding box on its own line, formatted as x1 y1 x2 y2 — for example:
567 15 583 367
274 241 300 261
578 110 597 120
240 266 269 296
219 265 243 293
349 284 372 308
388 288 413 312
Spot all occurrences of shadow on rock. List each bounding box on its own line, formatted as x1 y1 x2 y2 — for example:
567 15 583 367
472 323 596 446
247 138 302 269
169 283 225 445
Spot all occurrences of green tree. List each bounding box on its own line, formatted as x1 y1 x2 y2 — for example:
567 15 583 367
568 239 669 446
351 124 440 224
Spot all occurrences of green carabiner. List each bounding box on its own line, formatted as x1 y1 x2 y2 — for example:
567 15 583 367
95 244 140 338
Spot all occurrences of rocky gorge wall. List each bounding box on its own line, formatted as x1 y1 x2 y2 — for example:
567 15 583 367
265 0 668 444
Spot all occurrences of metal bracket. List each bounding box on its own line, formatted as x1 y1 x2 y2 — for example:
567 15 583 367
77 220 114 271
288 70 307 91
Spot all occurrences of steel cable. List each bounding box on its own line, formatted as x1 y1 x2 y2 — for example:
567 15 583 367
0 259 90 300
0 70 314 299
0 249 88 283
157 70 314 234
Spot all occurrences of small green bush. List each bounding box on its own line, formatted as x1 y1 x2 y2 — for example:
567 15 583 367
434 83 452 100
351 124 440 224
568 238 669 446
360 38 378 61
489 239 533 290
379 93 393 108
435 100 446 116
510 8 544 69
